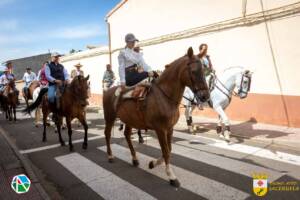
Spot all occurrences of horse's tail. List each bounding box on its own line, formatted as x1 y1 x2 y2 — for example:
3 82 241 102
22 87 48 114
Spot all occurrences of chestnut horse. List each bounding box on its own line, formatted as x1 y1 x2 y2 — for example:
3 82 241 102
103 47 210 187
1 80 18 121
23 80 40 108
23 75 90 151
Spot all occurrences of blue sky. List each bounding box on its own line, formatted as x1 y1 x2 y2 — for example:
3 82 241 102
0 0 120 62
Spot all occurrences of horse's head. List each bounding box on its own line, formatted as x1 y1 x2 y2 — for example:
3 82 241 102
181 47 210 102
7 79 15 94
70 75 90 103
235 69 252 99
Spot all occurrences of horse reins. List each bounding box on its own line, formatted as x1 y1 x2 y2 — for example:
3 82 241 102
155 59 205 107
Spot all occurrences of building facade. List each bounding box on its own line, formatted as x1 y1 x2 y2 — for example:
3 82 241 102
62 0 300 127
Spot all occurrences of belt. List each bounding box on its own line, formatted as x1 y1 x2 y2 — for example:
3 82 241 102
125 64 138 72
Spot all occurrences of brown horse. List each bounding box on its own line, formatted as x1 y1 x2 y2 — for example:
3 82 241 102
23 80 40 108
23 75 90 151
1 80 18 121
103 47 210 187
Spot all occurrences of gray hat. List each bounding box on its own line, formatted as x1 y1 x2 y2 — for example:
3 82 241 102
125 33 138 43
51 52 61 57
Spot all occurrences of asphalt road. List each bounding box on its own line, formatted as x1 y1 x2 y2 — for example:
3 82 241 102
0 104 300 200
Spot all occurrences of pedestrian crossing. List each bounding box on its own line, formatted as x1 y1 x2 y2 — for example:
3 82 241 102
49 131 300 200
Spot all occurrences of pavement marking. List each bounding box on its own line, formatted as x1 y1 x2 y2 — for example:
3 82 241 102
145 139 283 182
98 144 249 200
173 131 300 166
55 153 156 200
19 135 104 154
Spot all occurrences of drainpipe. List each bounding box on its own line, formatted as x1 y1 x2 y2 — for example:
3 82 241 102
260 0 290 127
106 20 112 65
242 0 247 17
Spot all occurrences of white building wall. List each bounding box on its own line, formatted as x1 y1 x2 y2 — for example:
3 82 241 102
108 0 300 96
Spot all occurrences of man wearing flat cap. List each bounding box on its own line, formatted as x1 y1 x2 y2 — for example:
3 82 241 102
71 63 84 79
45 52 70 114
118 33 154 90
22 67 36 98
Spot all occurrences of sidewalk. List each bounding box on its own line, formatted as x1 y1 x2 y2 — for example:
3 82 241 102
175 114 300 150
0 127 49 200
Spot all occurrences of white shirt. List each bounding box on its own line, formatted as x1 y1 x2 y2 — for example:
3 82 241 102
0 74 14 85
118 47 152 84
23 72 36 83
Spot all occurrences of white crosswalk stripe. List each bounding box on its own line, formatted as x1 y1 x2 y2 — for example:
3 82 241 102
145 139 283 181
172 131 300 166
97 144 250 200
55 153 157 200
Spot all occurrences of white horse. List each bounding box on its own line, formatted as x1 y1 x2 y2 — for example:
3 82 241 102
183 66 252 142
32 86 42 127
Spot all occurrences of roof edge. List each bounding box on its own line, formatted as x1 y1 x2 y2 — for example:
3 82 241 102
105 0 128 20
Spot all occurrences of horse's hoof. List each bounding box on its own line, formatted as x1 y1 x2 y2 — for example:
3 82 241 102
224 130 231 143
108 158 114 163
82 143 88 150
132 159 139 167
46 122 50 127
169 179 180 188
139 137 144 144
42 138 47 142
216 126 222 134
149 161 155 169
69 146 74 152
61 141 66 146
62 126 66 130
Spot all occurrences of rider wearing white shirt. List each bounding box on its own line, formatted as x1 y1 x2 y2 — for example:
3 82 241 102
22 67 37 96
0 68 14 92
118 33 153 89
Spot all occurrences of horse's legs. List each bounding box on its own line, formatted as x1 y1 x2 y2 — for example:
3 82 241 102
56 117 66 147
13 105 16 121
152 129 180 187
8 105 12 121
78 114 88 149
35 107 40 127
137 129 144 144
66 117 74 151
124 125 139 166
214 106 230 142
216 115 223 135
185 105 195 133
149 128 173 169
104 121 114 162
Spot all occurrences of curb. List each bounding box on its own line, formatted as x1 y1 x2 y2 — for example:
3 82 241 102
0 127 51 200
175 121 300 151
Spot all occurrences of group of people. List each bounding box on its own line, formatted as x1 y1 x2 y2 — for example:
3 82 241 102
102 33 214 93
0 33 214 120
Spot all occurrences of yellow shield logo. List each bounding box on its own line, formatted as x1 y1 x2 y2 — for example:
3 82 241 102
253 177 268 196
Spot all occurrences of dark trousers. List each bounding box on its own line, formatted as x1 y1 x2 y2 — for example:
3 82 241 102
125 70 149 86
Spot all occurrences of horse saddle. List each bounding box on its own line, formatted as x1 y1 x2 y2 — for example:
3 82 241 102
115 83 151 100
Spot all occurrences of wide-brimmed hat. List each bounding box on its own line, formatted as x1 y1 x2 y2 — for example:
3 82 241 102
125 33 138 43
51 52 62 57
74 63 83 68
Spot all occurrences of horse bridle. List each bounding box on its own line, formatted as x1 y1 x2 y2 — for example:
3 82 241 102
187 59 208 94
156 58 206 106
237 72 251 96
214 71 251 101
